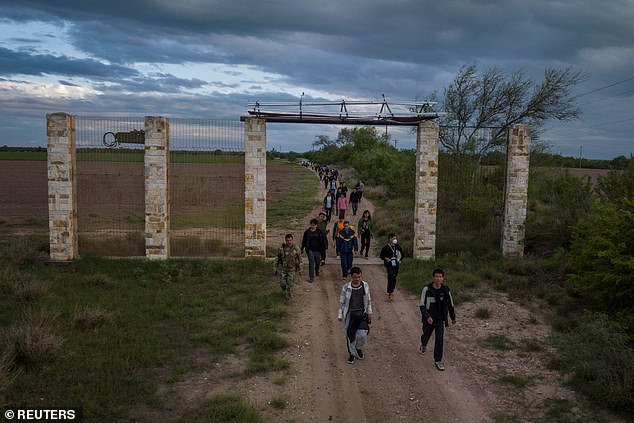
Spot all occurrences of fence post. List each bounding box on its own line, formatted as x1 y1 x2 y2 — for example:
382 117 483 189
244 118 267 259
414 120 439 260
144 116 170 260
501 124 531 257
47 112 78 261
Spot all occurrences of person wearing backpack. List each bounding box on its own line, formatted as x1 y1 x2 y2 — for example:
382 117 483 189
419 268 456 371
338 266 373 364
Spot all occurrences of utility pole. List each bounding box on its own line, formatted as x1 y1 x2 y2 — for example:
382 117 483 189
579 146 582 169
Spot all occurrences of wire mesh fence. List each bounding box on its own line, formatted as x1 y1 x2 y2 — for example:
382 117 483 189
435 126 508 256
169 119 245 257
75 116 146 257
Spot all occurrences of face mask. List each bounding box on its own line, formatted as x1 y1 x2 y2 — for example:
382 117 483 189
392 238 398 245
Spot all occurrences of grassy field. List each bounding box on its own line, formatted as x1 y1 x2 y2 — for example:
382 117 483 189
0 160 321 422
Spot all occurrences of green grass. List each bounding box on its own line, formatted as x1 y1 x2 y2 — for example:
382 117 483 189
0 151 47 161
171 206 244 230
474 307 492 319
0 243 290 422
267 164 320 228
497 372 532 389
479 334 516 351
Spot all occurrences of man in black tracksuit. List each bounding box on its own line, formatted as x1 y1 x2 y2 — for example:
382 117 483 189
419 268 456 371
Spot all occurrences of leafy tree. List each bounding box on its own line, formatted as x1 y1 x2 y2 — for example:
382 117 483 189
437 63 584 160
567 199 634 335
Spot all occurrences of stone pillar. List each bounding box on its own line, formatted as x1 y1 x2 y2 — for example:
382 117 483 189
244 118 267 258
144 116 170 260
413 121 440 260
501 124 531 257
47 113 78 261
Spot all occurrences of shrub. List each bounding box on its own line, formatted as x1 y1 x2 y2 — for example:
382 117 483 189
567 199 634 335
549 311 634 410
525 168 595 254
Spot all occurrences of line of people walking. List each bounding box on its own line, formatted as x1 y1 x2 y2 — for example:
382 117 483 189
287 161 457 371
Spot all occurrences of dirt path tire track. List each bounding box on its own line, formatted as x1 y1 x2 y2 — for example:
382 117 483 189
279 168 491 422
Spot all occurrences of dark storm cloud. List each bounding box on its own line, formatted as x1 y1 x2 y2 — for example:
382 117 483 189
0 0 633 157
0 46 139 79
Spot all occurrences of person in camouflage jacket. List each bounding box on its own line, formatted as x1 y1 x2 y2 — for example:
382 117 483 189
274 233 302 300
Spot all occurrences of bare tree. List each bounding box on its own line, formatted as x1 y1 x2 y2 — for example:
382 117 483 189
439 63 585 159
312 135 337 150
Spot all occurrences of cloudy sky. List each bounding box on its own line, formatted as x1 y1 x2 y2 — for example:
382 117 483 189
1 0 633 159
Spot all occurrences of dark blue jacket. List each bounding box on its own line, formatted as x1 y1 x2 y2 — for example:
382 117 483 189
336 228 358 253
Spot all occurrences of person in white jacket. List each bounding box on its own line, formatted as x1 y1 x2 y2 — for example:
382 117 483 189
338 266 373 364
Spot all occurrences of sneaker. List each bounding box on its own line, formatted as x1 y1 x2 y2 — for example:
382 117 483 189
321 261 326 266
308 278 314 283
388 293 394 301
419 344 426 354
364 256 369 260
356 349 364 360
347 355 355 364
342 277 347 282
336 255 340 259
435 361 445 371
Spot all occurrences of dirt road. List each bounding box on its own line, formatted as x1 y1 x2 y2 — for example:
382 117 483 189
273 173 492 423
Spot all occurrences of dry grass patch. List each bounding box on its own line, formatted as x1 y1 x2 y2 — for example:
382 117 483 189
1 309 64 369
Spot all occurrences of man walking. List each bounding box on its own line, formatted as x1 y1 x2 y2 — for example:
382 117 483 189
301 219 327 282
273 234 302 301
316 211 329 265
336 221 358 281
419 268 456 371
338 266 372 364
379 233 403 301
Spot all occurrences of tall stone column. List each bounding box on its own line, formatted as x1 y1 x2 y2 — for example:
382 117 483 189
47 113 78 261
144 116 170 260
244 118 267 259
413 121 440 260
501 124 531 257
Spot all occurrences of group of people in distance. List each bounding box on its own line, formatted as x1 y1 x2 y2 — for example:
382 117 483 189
278 162 457 370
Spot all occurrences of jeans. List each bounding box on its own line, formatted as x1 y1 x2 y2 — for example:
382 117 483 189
306 250 321 280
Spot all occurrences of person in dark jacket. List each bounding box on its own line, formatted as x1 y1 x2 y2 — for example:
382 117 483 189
316 211 329 265
336 221 358 281
419 268 456 371
301 218 327 282
379 233 403 301
349 187 361 216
